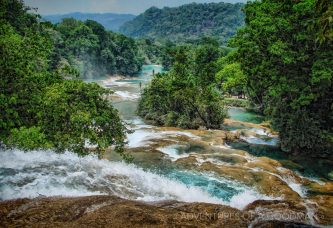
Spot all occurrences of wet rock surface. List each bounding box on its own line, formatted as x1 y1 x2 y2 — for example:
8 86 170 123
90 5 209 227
0 196 324 227
0 196 248 227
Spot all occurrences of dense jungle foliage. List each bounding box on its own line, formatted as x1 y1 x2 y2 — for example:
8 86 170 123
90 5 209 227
1 0 332 159
229 0 333 157
213 0 333 157
119 2 244 44
136 39 175 69
138 39 228 129
51 18 143 78
0 0 130 157
138 0 333 158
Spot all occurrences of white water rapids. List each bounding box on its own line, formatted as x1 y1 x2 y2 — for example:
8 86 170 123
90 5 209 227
0 149 269 209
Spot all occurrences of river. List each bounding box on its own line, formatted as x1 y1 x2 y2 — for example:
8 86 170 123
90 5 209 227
0 65 332 225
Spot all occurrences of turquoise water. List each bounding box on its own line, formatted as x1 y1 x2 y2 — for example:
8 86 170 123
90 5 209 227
139 65 164 74
227 141 333 180
87 65 331 203
127 155 251 203
104 65 260 204
165 169 241 201
223 125 250 131
110 65 163 121
228 108 264 124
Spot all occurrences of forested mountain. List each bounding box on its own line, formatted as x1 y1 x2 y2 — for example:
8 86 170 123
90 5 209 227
119 2 244 44
43 12 135 31
51 18 143 78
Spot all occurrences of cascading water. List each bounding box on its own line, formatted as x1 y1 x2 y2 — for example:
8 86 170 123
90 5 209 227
2 65 332 226
0 149 268 209
0 66 274 209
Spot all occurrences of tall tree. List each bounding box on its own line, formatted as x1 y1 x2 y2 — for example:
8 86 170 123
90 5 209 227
232 0 333 156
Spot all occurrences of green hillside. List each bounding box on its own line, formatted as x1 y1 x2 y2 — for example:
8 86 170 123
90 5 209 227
119 2 245 44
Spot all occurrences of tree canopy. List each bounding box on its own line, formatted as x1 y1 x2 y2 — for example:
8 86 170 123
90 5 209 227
0 0 128 157
228 0 333 156
120 2 244 44
51 18 143 78
138 40 227 129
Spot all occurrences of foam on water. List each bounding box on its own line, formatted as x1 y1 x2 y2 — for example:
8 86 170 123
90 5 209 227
126 130 160 148
0 149 269 209
114 91 140 100
253 167 306 197
126 129 199 148
157 145 191 161
240 135 279 146
250 128 270 136
125 117 154 130
229 190 272 209
276 167 307 197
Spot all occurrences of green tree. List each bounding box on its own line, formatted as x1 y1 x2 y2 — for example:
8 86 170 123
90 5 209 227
216 62 246 97
39 80 127 156
232 0 333 156
1 0 128 158
52 18 143 78
138 42 227 129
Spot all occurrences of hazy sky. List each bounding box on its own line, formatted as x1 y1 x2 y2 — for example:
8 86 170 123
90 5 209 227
24 0 246 15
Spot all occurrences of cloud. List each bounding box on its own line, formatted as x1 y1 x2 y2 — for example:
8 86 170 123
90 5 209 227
24 0 246 15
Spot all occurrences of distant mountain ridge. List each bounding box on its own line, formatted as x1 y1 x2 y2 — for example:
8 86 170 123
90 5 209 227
43 12 136 31
119 2 245 44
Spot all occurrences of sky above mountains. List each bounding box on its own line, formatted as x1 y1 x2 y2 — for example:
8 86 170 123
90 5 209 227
24 0 246 15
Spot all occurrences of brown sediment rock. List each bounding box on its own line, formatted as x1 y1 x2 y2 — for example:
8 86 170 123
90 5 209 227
225 131 240 141
244 200 322 227
251 221 318 228
1 196 326 227
224 119 278 136
245 196 333 226
0 196 248 228
163 143 304 201
199 161 300 200
245 200 308 221
245 158 305 185
306 182 333 195
309 195 333 225
154 126 241 147
105 123 331 226
246 157 282 174
118 132 307 202
175 155 199 169
206 154 249 165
